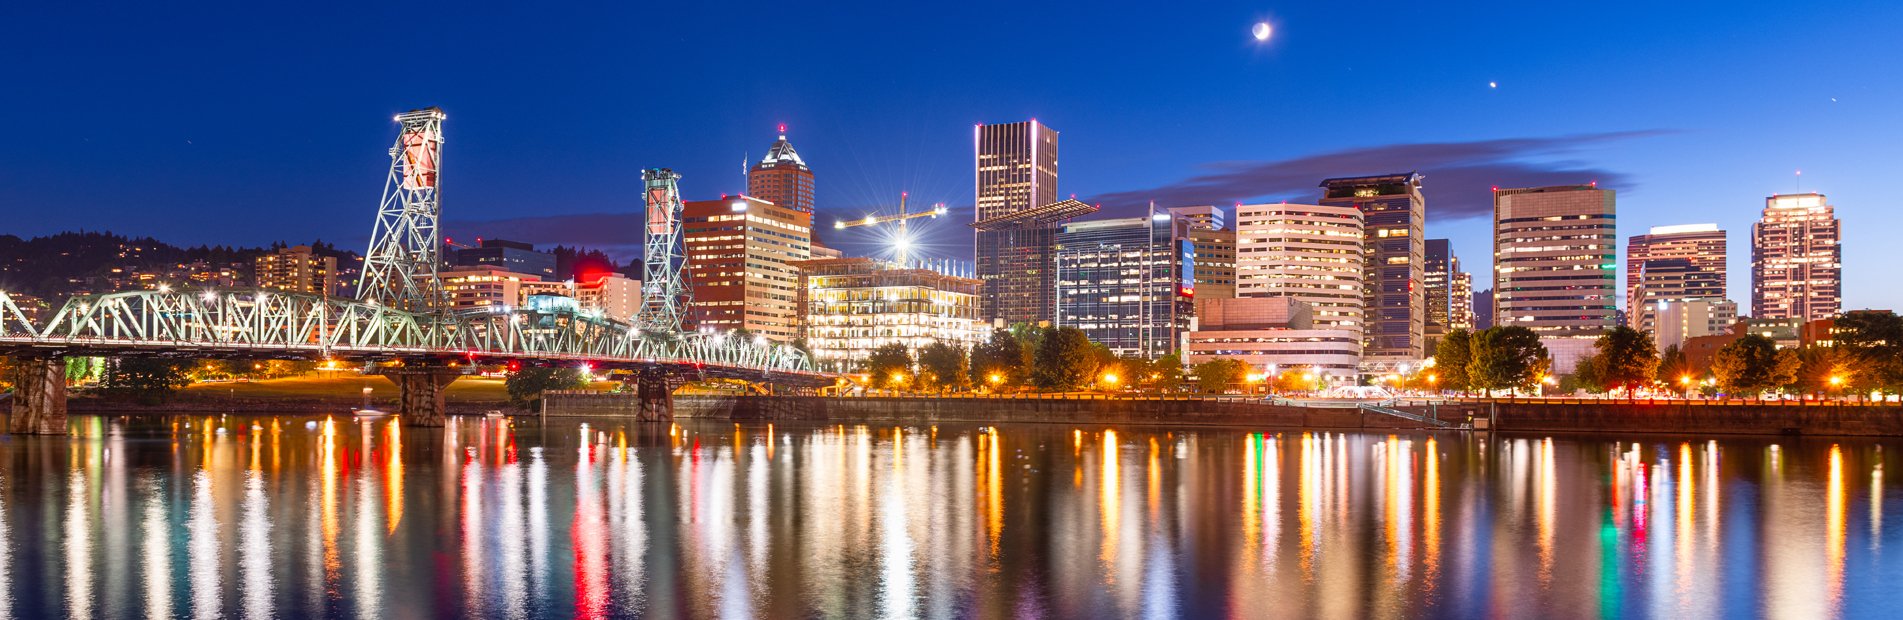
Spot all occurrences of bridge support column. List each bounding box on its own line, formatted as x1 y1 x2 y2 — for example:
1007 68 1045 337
371 367 468 427
628 372 688 422
9 356 67 435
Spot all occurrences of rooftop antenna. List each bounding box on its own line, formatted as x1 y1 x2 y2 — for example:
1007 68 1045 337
1796 170 1801 192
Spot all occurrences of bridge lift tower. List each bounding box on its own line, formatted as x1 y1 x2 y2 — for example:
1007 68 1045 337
359 107 447 312
639 168 691 332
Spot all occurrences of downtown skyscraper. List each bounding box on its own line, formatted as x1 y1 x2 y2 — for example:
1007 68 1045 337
747 128 814 214
1625 223 1726 331
1753 192 1841 321
972 120 1061 325
1492 184 1618 338
1319 173 1425 361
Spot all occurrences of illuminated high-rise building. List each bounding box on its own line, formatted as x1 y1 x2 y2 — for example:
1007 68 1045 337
1492 184 1618 338
1234 203 1365 341
1053 213 1195 358
682 195 812 340
1753 192 1841 321
972 120 1061 324
1449 269 1473 331
1626 224 1726 330
1319 172 1425 361
747 129 815 214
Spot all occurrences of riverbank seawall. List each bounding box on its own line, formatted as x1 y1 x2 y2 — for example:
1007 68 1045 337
550 392 1427 430
1445 398 1903 436
549 393 1903 436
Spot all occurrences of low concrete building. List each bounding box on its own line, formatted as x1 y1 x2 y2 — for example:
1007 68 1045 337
1183 297 1360 384
1654 299 1739 351
440 265 542 312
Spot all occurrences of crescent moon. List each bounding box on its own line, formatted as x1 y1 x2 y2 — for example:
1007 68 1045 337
1252 23 1272 41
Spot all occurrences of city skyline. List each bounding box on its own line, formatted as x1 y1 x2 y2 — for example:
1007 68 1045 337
3 2 1896 311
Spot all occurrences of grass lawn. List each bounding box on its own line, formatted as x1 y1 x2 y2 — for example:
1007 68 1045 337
176 373 619 401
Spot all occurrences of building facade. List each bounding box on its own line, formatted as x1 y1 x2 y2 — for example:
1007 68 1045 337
973 120 1059 324
1053 214 1194 358
453 239 556 279
1319 173 1425 362
1185 227 1237 300
1182 297 1362 384
971 199 1097 326
793 258 984 372
1449 269 1473 331
747 130 815 214
1166 205 1225 231
1630 257 1724 334
682 195 812 340
1234 203 1366 352
1654 298 1739 351
518 273 643 323
254 245 338 296
1492 185 1618 338
1423 238 1454 348
1753 192 1842 321
1625 224 1726 324
440 265 540 313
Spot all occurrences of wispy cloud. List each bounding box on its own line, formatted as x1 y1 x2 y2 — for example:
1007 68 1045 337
1082 130 1668 220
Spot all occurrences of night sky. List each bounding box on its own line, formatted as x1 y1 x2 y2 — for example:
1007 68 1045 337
4 1 1898 307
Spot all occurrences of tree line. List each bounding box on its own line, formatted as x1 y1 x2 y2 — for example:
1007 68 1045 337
1423 326 1554 395
1430 311 1903 398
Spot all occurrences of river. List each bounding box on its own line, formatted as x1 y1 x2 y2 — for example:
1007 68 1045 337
0 414 1894 618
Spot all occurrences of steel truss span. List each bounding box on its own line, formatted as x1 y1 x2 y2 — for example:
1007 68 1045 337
0 289 819 382
0 107 823 385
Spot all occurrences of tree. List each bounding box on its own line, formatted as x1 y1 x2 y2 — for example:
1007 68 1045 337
505 366 588 409
1594 326 1660 397
1434 329 1474 393
862 343 914 391
1151 353 1186 392
1032 327 1098 391
1831 311 1903 396
64 356 103 385
1194 358 1250 394
1711 334 1798 396
1790 345 1853 396
99 357 193 402
915 341 971 393
1467 326 1550 394
1657 344 1693 388
969 329 1026 390
1571 353 1608 394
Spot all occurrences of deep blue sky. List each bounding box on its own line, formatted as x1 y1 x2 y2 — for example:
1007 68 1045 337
4 1 1899 308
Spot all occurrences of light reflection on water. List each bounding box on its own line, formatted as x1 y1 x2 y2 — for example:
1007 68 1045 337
0 416 1898 618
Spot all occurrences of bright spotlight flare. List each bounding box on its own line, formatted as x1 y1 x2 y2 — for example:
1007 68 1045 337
1252 22 1272 41
832 192 946 268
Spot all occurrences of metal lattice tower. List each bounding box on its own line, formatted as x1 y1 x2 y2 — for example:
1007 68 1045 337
639 168 691 332
358 107 447 312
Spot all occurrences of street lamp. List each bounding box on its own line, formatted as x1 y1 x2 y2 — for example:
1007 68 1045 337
1103 373 1119 390
1679 375 1693 399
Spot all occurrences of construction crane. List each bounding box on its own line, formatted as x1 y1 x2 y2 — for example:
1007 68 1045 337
833 192 947 268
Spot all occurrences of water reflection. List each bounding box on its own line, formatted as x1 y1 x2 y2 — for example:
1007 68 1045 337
0 417 1899 618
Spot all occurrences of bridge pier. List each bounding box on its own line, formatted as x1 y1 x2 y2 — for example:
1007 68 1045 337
628 372 688 422
9 356 67 435
368 367 470 427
